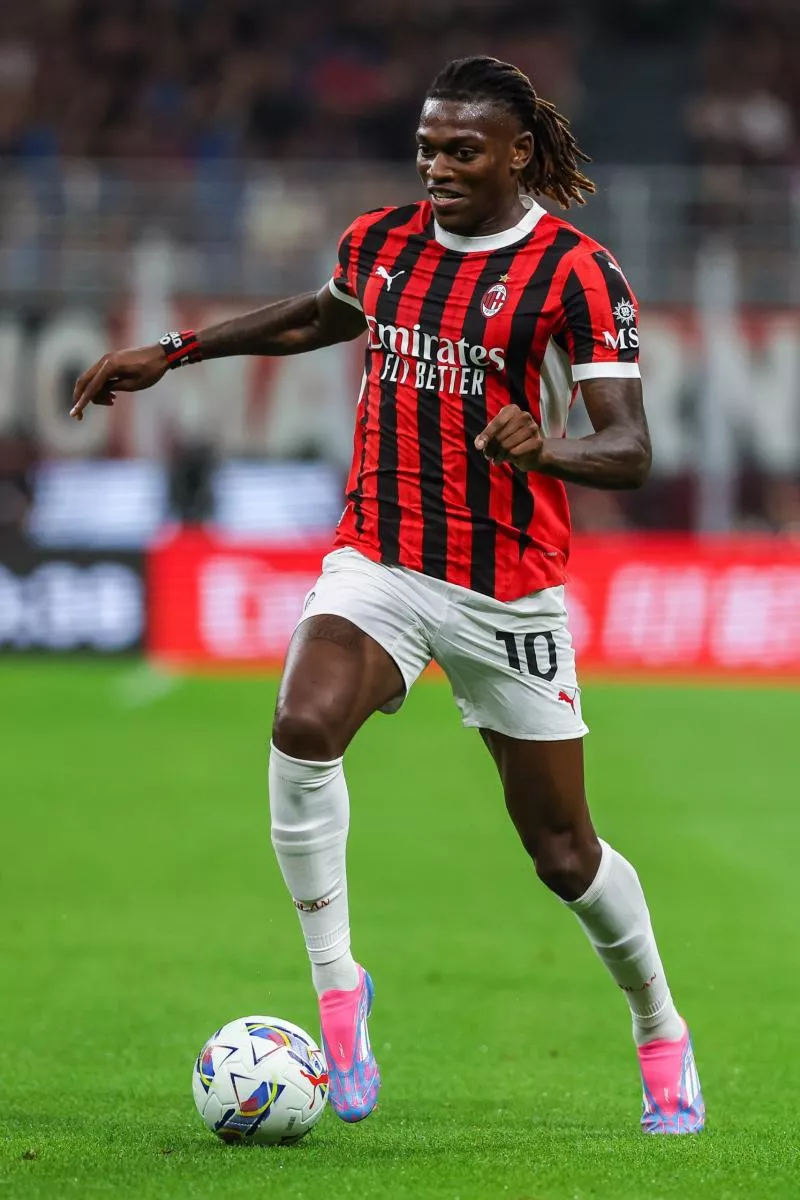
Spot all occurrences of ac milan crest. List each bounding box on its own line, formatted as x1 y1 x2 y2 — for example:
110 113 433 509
481 281 508 318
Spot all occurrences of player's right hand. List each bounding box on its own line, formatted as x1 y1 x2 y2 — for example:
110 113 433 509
70 344 168 421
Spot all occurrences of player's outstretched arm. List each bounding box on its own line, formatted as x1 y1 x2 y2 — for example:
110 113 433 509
475 378 651 490
70 283 365 421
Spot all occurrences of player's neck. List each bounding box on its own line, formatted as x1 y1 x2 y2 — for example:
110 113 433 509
433 195 544 252
469 195 529 237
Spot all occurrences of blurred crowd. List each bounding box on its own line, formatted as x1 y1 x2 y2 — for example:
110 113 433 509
0 0 581 164
0 0 798 537
0 0 797 167
679 0 800 275
686 0 800 171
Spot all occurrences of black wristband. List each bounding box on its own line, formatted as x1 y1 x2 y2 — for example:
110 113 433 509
159 330 202 369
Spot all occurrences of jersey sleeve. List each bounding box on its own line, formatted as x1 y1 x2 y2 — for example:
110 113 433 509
328 218 364 311
558 249 641 383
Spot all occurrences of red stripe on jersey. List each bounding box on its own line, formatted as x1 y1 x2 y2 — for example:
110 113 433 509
341 207 425 555
400 251 470 579
575 253 611 360
450 224 575 593
371 215 434 565
484 375 517 598
439 251 500 590
332 206 399 301
336 219 369 299
568 251 640 368
522 244 575 419
518 238 579 582
335 202 636 600
467 249 543 595
389 240 448 573
337 213 384 545
344 368 369 519
494 223 581 591
557 314 577 365
412 251 498 588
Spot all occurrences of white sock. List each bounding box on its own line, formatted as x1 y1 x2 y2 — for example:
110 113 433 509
565 840 684 1045
269 742 359 997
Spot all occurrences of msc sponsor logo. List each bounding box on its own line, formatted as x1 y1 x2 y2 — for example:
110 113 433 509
603 297 639 351
613 299 637 326
602 327 639 351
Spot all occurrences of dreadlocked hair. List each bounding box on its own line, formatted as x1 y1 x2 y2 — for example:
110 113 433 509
425 56 595 209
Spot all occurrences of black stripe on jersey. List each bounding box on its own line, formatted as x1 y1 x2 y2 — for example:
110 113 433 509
372 231 431 562
505 230 582 405
504 229 581 556
349 208 422 536
350 362 372 535
589 250 639 362
336 230 355 294
560 267 594 363
458 243 527 597
416 254 464 579
355 205 423 296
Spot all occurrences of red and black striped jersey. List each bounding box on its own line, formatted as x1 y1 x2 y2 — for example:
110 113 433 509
328 197 641 601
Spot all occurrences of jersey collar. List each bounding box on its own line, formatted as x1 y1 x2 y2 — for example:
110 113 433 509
432 195 547 253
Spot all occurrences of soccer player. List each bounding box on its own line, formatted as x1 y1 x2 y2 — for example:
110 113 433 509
72 57 704 1135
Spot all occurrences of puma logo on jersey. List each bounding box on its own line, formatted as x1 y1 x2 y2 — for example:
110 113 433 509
603 255 632 289
375 266 405 290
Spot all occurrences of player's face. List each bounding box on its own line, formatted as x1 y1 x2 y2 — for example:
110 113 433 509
416 99 533 236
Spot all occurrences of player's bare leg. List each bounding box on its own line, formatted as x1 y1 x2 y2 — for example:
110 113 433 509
273 613 403 759
269 614 404 1122
481 730 705 1134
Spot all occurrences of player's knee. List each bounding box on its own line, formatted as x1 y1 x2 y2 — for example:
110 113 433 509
530 828 600 902
272 705 342 762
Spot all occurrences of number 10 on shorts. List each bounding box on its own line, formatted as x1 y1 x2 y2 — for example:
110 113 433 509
495 630 558 680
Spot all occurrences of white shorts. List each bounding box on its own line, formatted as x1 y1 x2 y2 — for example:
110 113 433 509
297 547 588 741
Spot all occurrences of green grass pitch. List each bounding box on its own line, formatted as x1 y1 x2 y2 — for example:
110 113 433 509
2 660 798 1199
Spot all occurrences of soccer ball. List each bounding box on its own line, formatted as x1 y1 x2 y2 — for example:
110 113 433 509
192 1015 328 1145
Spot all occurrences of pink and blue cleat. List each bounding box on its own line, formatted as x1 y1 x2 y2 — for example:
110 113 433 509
318 964 380 1122
637 1021 705 1134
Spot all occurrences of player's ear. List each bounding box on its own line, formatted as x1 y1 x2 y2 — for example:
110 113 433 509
510 131 533 176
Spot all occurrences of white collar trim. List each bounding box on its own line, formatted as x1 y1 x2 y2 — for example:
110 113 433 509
433 195 547 252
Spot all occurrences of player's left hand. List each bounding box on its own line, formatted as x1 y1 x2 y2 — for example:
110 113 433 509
475 405 544 470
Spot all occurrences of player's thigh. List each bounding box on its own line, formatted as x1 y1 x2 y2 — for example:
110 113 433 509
274 548 432 757
274 613 405 757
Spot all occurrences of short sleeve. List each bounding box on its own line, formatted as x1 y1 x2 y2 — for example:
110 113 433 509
328 219 364 312
559 249 641 383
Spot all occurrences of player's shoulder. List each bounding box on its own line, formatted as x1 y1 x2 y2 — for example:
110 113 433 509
538 210 635 302
340 202 429 241
540 210 626 277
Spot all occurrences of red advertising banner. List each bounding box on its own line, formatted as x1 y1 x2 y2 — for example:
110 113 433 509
566 536 800 675
148 528 325 666
148 530 800 677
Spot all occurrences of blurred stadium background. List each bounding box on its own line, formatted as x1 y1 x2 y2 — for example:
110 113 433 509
1 0 800 669
3 3 800 1197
